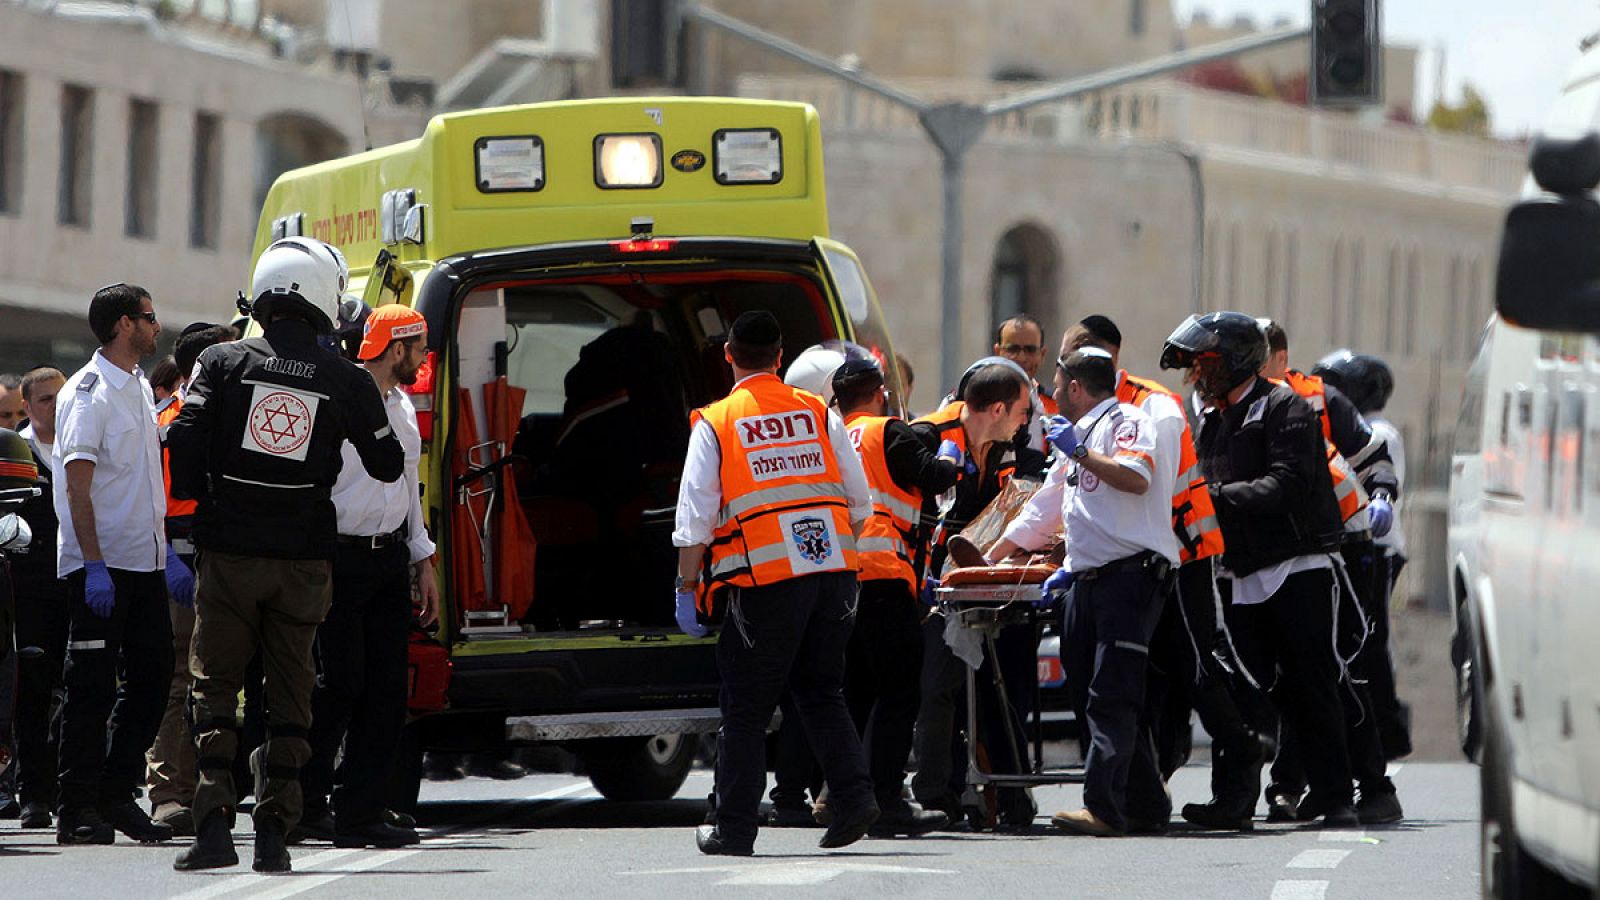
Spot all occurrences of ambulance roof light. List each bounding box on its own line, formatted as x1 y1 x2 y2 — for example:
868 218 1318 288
714 128 783 185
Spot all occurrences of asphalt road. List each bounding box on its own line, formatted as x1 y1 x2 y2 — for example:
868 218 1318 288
1 759 1479 899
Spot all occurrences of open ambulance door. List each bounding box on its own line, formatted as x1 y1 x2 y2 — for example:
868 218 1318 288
812 238 909 417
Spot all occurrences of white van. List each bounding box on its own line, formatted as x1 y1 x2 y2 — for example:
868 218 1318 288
1449 42 1600 899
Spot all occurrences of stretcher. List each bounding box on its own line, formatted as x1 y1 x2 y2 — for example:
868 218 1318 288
936 564 1085 799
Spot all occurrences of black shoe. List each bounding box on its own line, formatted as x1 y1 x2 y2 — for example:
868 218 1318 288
101 800 175 843
1308 804 1360 829
1180 801 1254 832
423 755 465 781
1265 794 1300 823
696 824 754 856
1124 814 1171 835
56 807 115 845
288 810 336 844
334 820 420 848
915 793 963 828
0 796 19 818
253 817 291 873
998 791 1038 829
152 802 196 838
1356 791 1403 825
19 801 53 830
173 812 239 871
765 804 821 827
869 799 948 837
465 757 526 780
819 799 880 849
383 809 417 830
945 534 990 569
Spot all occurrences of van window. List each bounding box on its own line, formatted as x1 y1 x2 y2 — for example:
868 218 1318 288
1454 329 1491 456
457 265 836 632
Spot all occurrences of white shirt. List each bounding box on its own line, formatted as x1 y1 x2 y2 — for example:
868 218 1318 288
672 374 873 547
1117 371 1188 503
330 386 436 564
1222 553 1334 606
20 423 52 473
1369 416 1407 556
53 350 167 576
1002 396 1181 572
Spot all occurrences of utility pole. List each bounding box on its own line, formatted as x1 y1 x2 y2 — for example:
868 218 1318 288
680 4 1309 389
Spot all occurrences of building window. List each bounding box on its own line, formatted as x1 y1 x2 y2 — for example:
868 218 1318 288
0 70 22 215
1130 0 1147 36
58 84 94 227
191 111 222 249
126 99 159 239
1404 249 1420 356
989 223 1061 344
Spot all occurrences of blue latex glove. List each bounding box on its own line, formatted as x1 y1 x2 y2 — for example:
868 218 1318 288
165 546 195 609
920 576 942 607
1038 567 1074 609
675 589 710 638
1367 495 1394 539
936 439 962 467
1044 415 1080 457
83 560 116 619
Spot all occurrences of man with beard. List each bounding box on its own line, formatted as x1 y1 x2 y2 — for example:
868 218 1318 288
53 284 191 844
298 305 439 849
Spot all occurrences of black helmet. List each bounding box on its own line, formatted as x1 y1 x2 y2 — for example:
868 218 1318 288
1160 312 1268 398
0 428 42 508
1312 349 1394 414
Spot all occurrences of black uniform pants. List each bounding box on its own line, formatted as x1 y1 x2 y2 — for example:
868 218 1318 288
190 551 331 830
1225 568 1355 812
304 542 411 827
12 567 68 808
768 693 821 810
845 579 924 805
713 571 872 846
1063 562 1169 831
57 567 173 813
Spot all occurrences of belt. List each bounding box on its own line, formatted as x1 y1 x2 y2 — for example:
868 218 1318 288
1076 550 1171 583
336 526 407 550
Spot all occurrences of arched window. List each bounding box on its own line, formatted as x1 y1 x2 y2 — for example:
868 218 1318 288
989 223 1062 344
254 112 350 232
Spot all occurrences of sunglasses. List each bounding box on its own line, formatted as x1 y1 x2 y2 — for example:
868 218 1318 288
1001 343 1042 355
134 311 158 323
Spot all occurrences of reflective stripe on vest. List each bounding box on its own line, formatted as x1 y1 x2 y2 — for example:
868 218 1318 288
1119 372 1225 563
693 374 860 614
1282 371 1368 524
847 414 920 592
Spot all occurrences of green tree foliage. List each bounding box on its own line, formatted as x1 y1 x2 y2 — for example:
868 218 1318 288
1427 85 1492 137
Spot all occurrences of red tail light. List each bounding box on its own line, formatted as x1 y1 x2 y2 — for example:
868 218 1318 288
406 350 436 440
610 238 678 254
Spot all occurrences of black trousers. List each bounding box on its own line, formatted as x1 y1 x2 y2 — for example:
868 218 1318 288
57 567 173 812
1225 568 1354 812
844 579 924 805
768 693 821 810
304 543 411 826
1063 562 1169 831
713 571 872 846
11 566 68 807
911 616 968 807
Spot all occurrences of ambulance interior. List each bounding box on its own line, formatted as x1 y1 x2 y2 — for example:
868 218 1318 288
454 267 834 633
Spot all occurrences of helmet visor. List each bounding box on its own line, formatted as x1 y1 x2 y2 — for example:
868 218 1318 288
1160 315 1219 369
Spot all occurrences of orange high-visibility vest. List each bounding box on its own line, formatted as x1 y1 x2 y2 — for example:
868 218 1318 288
157 396 196 520
693 374 858 614
846 413 920 593
1118 371 1225 564
1282 370 1368 524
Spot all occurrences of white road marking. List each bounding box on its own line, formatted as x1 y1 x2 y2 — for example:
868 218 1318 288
1286 849 1352 869
1270 880 1330 899
627 861 958 886
1318 828 1368 842
170 778 598 900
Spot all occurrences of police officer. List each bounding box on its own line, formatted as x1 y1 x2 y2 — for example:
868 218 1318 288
673 311 877 856
300 304 438 849
1160 312 1358 828
9 367 67 831
1312 350 1411 758
989 348 1180 835
146 324 234 837
53 284 190 845
168 237 404 873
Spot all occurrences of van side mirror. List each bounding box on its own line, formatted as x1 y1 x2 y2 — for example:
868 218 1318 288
1496 132 1600 331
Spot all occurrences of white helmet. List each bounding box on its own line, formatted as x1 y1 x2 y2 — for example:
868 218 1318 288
784 340 876 405
249 237 346 333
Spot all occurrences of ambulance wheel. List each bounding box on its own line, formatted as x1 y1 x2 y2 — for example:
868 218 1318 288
580 734 696 802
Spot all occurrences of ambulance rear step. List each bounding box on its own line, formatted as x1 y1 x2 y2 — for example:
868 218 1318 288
506 708 780 742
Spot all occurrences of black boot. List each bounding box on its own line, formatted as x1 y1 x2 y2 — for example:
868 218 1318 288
253 817 291 873
174 812 239 871
102 800 175 843
1181 732 1263 832
56 807 115 845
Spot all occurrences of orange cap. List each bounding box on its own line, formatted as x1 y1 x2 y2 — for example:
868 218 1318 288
358 304 427 360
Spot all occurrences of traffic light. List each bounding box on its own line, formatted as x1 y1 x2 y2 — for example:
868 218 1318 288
1310 0 1381 107
612 0 684 88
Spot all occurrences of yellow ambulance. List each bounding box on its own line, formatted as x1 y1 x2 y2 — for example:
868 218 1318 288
252 97 906 804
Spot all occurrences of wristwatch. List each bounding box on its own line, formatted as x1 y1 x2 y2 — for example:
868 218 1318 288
675 575 698 591
1070 443 1089 461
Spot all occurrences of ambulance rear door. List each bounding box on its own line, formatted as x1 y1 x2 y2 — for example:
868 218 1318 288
812 238 909 415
